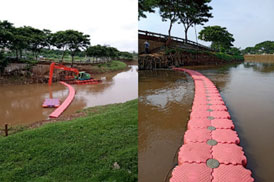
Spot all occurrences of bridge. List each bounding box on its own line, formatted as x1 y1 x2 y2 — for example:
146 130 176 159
138 30 214 54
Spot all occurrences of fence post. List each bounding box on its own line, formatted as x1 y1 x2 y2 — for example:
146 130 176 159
5 124 8 136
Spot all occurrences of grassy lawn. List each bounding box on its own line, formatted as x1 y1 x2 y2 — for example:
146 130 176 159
85 60 127 74
0 100 137 182
99 61 127 71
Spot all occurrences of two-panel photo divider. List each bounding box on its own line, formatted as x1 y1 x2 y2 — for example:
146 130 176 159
0 0 273 181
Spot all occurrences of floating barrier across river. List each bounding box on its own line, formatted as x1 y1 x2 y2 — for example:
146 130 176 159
49 81 75 118
170 68 253 182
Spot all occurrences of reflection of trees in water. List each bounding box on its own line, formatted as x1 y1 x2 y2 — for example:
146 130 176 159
139 70 192 108
95 66 131 82
77 69 125 95
243 62 274 73
76 66 136 95
72 66 137 107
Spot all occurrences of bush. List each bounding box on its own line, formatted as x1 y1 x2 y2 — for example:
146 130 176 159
215 52 244 61
0 52 8 74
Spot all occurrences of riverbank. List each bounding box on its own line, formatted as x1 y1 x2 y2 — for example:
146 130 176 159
0 60 128 84
0 99 137 181
139 49 244 70
244 54 274 63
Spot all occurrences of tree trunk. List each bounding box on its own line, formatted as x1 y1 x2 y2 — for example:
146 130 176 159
168 20 173 37
185 28 188 43
71 53 74 67
15 50 19 60
19 50 22 59
61 51 65 63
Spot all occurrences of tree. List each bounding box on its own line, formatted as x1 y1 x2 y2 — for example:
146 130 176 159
65 30 90 66
27 27 51 60
242 47 257 54
51 31 69 62
199 26 235 51
52 30 90 65
138 0 159 19
228 47 241 55
159 0 179 37
9 27 31 60
254 41 274 54
86 45 104 61
177 0 213 41
86 45 120 61
0 20 14 48
105 46 119 60
119 51 133 59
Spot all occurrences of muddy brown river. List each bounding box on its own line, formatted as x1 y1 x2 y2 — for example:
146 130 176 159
139 62 274 182
0 65 137 127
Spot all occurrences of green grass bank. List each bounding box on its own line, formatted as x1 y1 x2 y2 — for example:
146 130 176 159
91 60 127 73
0 100 137 182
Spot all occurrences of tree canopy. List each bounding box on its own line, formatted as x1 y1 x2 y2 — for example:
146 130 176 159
0 20 14 48
86 45 133 61
199 25 235 51
138 0 159 19
242 41 274 54
177 0 213 41
159 0 178 37
0 19 132 70
142 0 213 41
86 45 118 60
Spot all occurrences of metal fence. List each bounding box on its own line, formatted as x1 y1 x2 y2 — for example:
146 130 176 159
139 30 214 51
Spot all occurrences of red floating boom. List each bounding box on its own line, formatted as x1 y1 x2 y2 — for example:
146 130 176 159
49 81 75 118
170 68 253 182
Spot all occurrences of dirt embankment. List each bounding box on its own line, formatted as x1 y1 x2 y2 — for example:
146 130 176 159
0 60 131 84
139 51 242 70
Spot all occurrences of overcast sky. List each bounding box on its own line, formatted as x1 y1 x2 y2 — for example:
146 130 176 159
0 0 138 52
139 0 274 49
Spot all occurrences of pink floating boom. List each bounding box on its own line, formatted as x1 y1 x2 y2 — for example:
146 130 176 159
49 81 75 118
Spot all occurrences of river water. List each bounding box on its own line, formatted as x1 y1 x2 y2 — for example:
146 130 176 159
139 62 274 182
0 65 138 127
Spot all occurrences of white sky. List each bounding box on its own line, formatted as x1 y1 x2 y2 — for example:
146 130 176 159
0 0 138 52
139 0 274 49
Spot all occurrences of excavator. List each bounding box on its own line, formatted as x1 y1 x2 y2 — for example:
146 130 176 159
48 62 101 86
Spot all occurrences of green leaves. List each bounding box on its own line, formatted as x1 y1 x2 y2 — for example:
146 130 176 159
199 26 235 51
143 0 213 39
86 45 133 60
51 30 90 64
242 41 274 54
0 20 15 48
86 45 118 59
138 0 159 19
176 0 213 40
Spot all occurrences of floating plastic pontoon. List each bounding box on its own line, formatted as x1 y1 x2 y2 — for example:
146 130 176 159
170 68 254 182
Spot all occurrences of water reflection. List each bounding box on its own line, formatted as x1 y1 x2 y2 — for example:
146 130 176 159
139 70 194 182
198 62 274 182
243 62 274 73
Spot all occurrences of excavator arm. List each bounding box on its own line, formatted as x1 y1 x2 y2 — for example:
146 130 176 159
48 62 79 86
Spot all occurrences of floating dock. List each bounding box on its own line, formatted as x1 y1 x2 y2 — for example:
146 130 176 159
49 81 75 118
42 98 60 108
170 68 253 182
